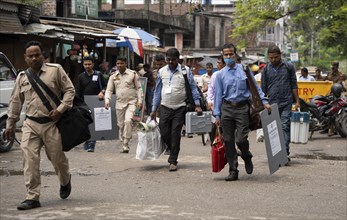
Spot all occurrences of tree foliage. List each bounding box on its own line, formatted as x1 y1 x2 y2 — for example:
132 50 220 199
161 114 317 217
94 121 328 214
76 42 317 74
19 0 44 7
231 0 347 62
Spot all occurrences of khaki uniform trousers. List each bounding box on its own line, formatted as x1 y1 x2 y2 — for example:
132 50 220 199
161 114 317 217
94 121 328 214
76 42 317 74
116 104 136 144
21 119 70 200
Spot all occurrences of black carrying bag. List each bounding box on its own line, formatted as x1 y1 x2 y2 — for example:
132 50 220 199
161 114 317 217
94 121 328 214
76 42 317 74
182 66 207 112
56 96 93 151
25 70 93 151
244 66 265 131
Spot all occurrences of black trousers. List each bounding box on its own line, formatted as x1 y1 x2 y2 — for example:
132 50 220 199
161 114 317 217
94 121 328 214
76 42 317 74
221 103 252 172
159 105 186 165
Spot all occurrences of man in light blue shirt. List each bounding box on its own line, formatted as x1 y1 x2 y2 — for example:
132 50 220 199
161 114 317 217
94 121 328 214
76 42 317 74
214 43 270 181
151 48 202 172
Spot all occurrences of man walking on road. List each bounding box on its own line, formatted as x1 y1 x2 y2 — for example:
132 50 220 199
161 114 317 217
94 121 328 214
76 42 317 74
5 41 75 210
261 45 300 163
104 57 143 153
214 43 270 181
76 56 107 152
150 48 202 171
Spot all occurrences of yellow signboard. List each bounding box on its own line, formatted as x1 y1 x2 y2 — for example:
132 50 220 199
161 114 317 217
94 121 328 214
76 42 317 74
257 81 333 101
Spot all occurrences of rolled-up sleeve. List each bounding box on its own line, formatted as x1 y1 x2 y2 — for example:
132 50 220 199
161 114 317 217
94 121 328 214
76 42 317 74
152 70 162 112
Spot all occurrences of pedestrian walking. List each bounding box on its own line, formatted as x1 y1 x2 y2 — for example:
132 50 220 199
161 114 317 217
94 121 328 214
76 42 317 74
213 43 270 181
150 48 202 171
76 56 107 152
261 45 300 164
5 41 75 210
104 56 143 153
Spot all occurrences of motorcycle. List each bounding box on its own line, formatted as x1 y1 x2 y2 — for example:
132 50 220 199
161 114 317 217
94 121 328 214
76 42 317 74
0 103 22 152
299 94 347 138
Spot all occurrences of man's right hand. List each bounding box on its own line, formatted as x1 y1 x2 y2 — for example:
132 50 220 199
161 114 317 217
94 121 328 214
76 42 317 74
215 117 221 127
105 102 110 110
150 111 157 121
5 128 14 142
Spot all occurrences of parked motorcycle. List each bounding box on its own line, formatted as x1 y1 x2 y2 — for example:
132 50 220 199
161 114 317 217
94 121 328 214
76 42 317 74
299 83 347 138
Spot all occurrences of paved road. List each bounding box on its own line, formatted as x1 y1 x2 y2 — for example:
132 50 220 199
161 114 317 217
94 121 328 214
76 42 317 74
0 131 346 219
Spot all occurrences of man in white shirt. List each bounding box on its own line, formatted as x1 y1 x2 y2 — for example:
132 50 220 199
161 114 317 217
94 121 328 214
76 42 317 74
298 67 315 81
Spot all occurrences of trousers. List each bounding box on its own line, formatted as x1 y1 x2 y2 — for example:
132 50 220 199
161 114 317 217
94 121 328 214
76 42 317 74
116 104 136 143
20 119 70 200
159 105 186 165
221 103 252 172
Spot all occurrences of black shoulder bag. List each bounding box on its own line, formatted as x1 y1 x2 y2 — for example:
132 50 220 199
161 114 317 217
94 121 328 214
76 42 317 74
244 66 265 131
25 69 93 151
181 66 207 112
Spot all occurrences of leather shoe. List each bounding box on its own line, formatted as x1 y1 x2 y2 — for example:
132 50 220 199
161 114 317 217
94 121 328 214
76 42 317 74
225 171 239 181
60 176 71 199
17 200 41 210
244 158 253 174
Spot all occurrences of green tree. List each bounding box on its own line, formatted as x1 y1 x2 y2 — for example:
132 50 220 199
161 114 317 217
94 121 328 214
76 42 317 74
231 0 347 58
19 0 44 7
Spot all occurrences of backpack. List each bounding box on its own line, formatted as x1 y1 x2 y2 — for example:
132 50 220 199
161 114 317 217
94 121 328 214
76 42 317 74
181 66 207 111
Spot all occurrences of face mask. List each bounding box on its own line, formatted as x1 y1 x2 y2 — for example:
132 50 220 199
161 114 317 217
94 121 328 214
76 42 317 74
224 58 235 66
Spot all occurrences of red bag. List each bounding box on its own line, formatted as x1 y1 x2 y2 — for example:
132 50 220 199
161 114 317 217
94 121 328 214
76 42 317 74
211 127 227 172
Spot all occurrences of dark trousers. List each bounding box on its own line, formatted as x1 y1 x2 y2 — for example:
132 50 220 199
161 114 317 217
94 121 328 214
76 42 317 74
221 103 252 172
159 105 186 165
145 88 153 115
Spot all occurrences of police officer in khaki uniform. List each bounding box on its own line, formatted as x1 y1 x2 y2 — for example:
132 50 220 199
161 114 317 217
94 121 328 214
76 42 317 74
5 41 75 210
104 56 143 153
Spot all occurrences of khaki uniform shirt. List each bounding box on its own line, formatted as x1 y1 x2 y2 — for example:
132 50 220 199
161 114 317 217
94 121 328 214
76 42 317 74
326 71 343 83
201 73 212 93
105 68 143 109
6 63 75 129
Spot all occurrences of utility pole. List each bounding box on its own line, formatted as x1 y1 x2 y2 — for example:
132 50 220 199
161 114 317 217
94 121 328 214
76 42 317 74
310 31 314 65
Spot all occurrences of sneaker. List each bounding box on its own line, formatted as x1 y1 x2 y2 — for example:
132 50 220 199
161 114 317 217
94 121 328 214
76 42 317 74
87 146 95 152
60 176 72 199
121 144 129 153
169 163 177 171
17 200 41 210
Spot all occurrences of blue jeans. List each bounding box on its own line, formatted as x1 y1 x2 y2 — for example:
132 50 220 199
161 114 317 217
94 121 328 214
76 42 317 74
84 140 96 150
145 88 153 115
278 105 292 156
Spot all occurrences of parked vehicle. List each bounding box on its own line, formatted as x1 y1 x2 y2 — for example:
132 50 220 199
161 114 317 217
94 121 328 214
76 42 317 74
0 52 24 152
299 83 347 138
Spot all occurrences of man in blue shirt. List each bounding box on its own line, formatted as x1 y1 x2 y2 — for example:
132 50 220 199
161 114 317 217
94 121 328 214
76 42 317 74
261 45 300 164
151 48 202 171
214 43 270 181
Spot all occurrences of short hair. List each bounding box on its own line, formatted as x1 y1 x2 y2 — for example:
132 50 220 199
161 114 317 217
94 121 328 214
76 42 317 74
117 56 127 63
301 67 308 73
222 43 237 53
268 45 281 54
217 55 225 64
332 61 339 67
24 41 43 53
154 54 165 61
143 64 150 69
83 56 94 63
166 48 180 59
206 62 213 67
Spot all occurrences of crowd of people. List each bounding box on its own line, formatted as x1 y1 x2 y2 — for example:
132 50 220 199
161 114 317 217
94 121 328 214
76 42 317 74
4 40 346 210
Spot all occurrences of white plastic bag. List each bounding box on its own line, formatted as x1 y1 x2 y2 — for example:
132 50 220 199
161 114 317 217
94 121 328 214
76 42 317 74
136 122 165 160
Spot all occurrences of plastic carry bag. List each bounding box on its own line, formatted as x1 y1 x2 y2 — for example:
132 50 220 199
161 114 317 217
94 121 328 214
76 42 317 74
136 119 165 160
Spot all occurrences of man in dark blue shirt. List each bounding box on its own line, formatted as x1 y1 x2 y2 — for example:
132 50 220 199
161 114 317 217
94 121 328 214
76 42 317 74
214 43 270 181
261 45 300 164
76 56 107 152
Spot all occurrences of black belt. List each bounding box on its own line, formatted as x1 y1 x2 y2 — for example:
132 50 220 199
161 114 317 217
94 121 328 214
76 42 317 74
223 100 249 107
26 115 53 124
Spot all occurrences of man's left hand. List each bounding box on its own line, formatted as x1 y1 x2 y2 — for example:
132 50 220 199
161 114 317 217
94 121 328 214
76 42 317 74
49 109 62 121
